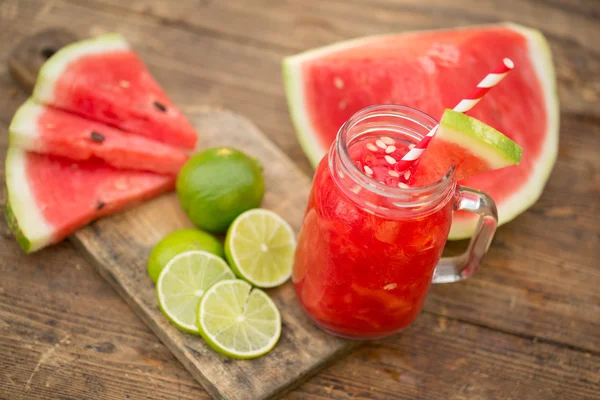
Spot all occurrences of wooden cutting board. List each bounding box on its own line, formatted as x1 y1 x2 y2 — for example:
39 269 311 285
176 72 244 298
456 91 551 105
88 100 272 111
8 29 357 400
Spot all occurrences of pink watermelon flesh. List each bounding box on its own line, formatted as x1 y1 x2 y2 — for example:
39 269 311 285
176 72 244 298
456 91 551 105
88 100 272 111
303 32 542 207
407 140 491 187
35 42 197 149
5 150 175 253
10 101 189 175
284 24 558 239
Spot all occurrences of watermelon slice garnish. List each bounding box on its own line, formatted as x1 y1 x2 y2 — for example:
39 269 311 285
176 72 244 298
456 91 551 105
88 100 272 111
408 109 523 187
9 99 189 175
32 33 198 150
282 23 559 239
4 149 175 253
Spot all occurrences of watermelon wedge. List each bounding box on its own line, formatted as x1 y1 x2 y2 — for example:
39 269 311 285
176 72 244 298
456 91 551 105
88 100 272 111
32 33 198 150
407 109 523 187
4 149 175 253
9 100 189 175
282 23 559 239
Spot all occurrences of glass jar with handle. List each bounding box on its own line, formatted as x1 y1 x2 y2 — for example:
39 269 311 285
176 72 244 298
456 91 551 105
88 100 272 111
293 105 498 339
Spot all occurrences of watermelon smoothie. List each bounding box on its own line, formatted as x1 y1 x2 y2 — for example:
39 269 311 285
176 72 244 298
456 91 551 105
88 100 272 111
293 105 496 339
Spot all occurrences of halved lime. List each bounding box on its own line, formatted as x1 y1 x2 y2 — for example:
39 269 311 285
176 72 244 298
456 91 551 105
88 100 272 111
157 250 234 334
147 228 224 283
196 279 281 359
225 209 296 288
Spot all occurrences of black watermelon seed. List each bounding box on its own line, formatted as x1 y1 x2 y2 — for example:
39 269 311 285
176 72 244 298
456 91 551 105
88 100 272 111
90 131 105 143
96 201 105 211
153 101 167 112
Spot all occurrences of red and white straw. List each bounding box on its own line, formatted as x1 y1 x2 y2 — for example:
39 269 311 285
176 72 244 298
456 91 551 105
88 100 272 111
394 58 515 172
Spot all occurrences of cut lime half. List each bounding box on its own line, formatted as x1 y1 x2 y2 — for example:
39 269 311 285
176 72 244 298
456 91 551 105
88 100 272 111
148 228 224 283
157 250 234 334
225 209 296 288
197 279 281 359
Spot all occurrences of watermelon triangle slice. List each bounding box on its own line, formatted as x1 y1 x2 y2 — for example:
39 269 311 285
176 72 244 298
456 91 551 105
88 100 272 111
9 99 189 175
4 149 175 253
282 23 559 239
32 34 198 150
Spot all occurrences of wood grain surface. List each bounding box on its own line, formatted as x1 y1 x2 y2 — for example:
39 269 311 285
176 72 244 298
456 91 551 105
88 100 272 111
0 0 599 399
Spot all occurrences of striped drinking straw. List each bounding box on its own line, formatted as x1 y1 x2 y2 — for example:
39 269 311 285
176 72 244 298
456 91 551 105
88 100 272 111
394 58 515 173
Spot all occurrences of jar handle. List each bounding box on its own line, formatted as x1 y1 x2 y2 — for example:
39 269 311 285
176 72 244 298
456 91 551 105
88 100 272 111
432 186 498 284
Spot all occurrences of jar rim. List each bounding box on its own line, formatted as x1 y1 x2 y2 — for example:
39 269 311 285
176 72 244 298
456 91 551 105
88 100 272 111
331 104 455 205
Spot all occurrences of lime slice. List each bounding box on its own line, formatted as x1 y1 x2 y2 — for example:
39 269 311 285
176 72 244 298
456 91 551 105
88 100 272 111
157 250 234 334
225 209 296 288
197 279 281 359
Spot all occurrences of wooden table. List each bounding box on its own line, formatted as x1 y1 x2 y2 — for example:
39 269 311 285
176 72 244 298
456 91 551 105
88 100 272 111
1 1 598 399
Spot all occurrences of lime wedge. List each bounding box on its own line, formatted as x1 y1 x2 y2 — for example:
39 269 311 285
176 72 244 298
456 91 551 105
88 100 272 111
157 250 234 334
225 209 296 288
410 109 523 187
197 279 281 359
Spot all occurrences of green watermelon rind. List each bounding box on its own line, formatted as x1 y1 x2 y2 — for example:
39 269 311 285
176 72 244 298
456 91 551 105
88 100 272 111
33 33 129 105
440 109 523 167
4 196 31 253
282 22 559 240
4 149 56 253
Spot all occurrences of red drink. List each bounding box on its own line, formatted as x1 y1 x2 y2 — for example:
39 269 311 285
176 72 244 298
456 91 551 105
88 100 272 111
293 105 498 339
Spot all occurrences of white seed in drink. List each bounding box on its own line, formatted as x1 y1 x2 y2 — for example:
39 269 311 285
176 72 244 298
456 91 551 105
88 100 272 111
380 136 395 145
366 143 378 152
385 146 396 154
384 155 397 165
375 140 387 149
388 170 400 178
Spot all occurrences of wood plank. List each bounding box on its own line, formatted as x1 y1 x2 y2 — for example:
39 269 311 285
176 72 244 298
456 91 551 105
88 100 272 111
0 236 209 400
292 313 600 400
1 251 598 400
70 0 600 52
22 0 600 353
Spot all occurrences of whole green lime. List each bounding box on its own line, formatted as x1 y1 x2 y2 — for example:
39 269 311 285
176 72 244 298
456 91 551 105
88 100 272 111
147 228 224 283
176 148 264 233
